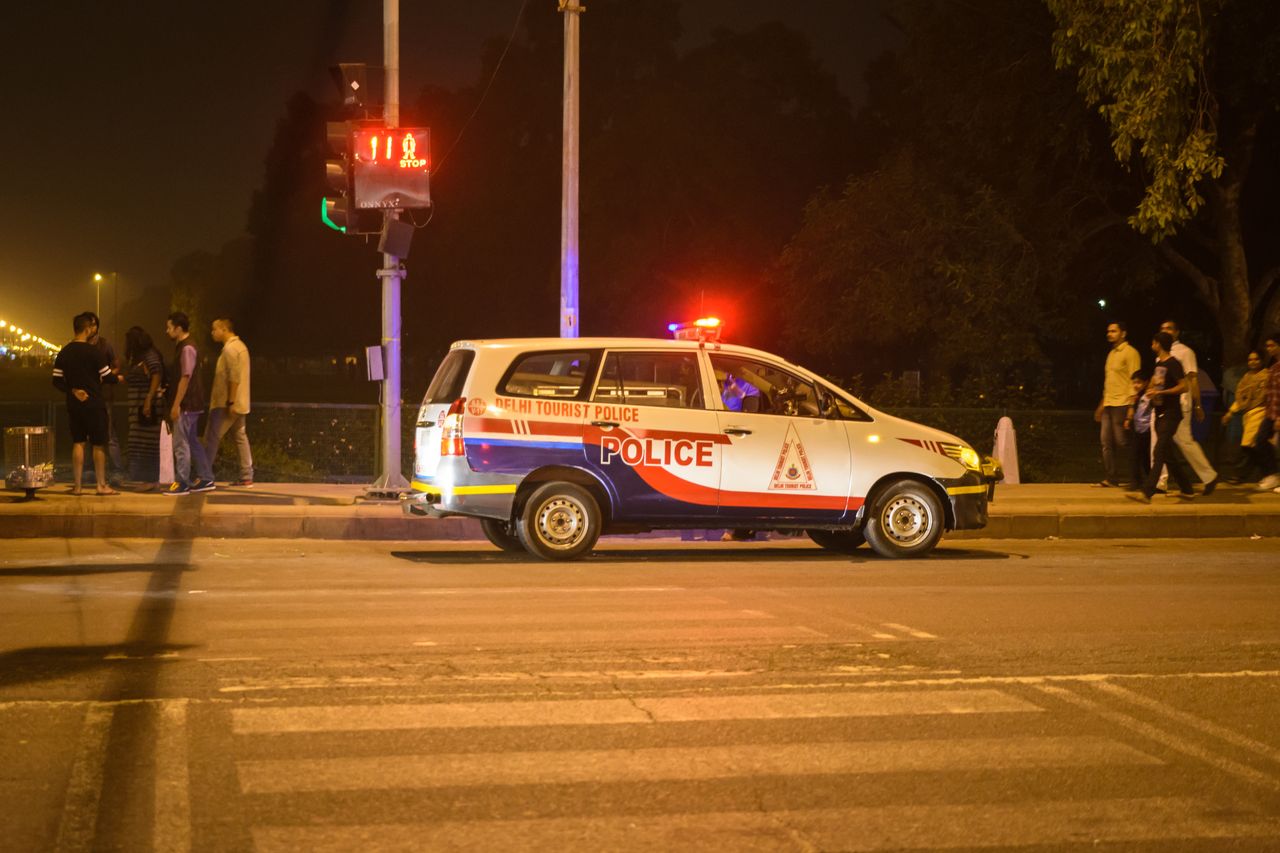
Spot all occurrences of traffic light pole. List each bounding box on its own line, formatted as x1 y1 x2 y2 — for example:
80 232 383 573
368 0 409 496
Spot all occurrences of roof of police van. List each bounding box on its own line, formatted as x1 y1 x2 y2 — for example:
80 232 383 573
450 337 781 360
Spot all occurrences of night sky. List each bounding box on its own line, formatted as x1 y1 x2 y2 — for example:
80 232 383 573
1 1 895 346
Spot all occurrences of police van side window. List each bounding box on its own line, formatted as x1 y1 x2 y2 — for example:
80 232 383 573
709 355 823 418
499 350 598 399
593 352 705 409
424 349 475 404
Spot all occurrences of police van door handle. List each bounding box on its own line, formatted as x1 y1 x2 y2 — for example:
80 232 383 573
591 420 620 428
723 427 752 436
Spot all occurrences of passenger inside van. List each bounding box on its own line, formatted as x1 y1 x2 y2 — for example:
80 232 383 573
722 373 763 412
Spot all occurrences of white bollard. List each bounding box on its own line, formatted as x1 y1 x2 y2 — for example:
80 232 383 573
159 421 174 486
993 416 1020 484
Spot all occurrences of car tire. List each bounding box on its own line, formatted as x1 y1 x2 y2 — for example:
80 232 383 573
516 482 602 560
480 517 525 552
806 527 866 553
863 479 944 559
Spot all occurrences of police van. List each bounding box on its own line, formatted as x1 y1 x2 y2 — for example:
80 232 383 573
404 331 1000 560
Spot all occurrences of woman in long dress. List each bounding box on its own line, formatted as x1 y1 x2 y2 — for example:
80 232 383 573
123 326 164 489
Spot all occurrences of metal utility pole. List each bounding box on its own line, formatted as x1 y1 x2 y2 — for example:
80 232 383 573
559 0 583 338
369 0 410 495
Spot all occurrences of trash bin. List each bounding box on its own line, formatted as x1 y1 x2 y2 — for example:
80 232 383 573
5 426 55 499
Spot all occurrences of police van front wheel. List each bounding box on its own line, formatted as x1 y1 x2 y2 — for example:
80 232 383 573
806 528 865 553
517 482 602 560
863 480 944 559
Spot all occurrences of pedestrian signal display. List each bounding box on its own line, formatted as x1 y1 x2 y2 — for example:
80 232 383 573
352 128 431 210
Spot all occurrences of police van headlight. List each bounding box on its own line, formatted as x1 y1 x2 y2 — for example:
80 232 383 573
958 446 982 472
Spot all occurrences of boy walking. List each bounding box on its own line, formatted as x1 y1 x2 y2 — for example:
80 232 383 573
1129 332 1196 503
164 312 215 495
52 312 120 495
1126 370 1152 487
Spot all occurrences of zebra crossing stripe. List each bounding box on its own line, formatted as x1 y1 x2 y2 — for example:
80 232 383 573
230 688 1041 735
236 735 1158 794
249 797 1280 853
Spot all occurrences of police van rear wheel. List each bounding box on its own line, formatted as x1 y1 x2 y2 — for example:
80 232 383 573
806 528 865 553
517 482 602 561
480 517 525 552
864 480 943 559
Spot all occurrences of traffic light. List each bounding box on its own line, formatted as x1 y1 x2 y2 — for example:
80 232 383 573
322 120 380 235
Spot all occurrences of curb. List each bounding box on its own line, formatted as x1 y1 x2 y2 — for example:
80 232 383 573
2 510 1277 541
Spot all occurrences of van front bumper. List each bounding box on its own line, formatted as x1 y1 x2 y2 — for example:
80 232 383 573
943 456 1001 531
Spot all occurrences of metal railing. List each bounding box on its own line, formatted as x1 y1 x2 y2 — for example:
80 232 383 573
3 401 1227 484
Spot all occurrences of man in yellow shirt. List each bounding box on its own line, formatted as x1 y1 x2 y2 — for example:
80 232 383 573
1094 321 1141 488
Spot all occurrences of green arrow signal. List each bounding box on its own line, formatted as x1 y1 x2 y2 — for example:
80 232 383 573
321 197 346 233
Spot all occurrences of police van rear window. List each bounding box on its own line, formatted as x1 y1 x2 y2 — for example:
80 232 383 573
424 349 475 404
499 350 600 400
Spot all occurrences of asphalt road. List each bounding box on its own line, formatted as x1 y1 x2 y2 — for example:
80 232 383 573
2 536 1278 852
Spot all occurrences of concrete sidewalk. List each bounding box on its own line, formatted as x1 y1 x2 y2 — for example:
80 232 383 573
2 482 1278 541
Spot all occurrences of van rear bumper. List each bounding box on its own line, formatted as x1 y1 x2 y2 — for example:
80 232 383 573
404 469 519 521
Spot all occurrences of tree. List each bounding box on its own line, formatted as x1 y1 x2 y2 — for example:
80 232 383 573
1048 0 1280 363
774 0 1153 402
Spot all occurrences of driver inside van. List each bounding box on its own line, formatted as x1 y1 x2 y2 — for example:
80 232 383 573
722 373 762 412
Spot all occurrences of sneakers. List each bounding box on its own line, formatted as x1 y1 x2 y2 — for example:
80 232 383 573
1258 475 1280 491
1202 476 1220 496
230 478 254 488
164 482 190 496
190 479 216 493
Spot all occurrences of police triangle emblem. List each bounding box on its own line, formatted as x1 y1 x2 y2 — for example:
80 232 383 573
769 423 816 490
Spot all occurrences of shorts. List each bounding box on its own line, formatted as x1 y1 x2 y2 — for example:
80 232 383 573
68 406 109 446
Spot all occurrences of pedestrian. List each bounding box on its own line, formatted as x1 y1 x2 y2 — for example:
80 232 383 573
1094 321 1141 488
204 317 254 487
1125 369 1152 487
123 326 165 490
164 312 215 495
1155 320 1219 494
51 312 120 496
1128 332 1197 503
1253 333 1280 492
1220 350 1267 484
85 312 125 483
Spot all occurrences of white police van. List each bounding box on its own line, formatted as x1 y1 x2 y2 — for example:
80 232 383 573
404 332 1000 560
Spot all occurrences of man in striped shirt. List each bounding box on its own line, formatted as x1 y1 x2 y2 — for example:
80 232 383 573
52 312 120 496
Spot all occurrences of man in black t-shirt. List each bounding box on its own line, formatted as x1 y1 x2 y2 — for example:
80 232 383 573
1129 332 1196 502
52 312 120 495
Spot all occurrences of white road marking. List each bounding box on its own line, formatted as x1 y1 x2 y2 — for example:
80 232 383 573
248 797 1280 853
236 735 1157 794
205 624 827 652
880 622 937 639
205 609 778 630
53 703 113 853
153 699 191 853
230 688 1041 735
1088 681 1280 764
1037 685 1280 793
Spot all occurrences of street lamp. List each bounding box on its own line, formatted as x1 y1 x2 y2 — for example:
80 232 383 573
93 271 119 343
